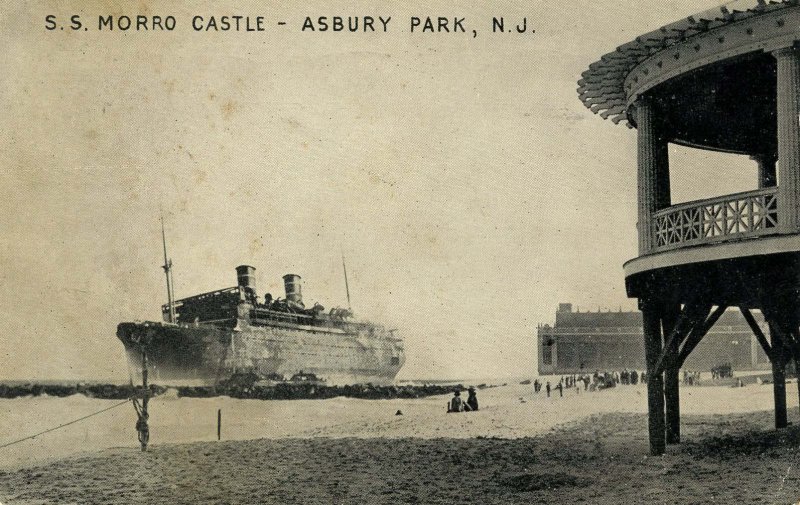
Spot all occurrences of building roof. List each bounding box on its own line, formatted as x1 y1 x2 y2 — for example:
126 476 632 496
578 0 794 128
556 310 643 328
552 308 762 329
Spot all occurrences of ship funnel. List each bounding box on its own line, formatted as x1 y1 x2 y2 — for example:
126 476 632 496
236 265 257 291
283 274 303 305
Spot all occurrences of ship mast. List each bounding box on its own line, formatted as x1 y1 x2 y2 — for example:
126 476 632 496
341 253 352 310
161 214 176 323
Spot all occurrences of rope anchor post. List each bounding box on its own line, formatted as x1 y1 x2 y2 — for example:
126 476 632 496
132 346 151 452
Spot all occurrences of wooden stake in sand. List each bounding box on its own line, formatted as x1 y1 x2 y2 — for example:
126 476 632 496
132 347 151 452
217 409 222 441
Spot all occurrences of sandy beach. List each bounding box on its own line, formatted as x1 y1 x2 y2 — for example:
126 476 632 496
3 382 800 503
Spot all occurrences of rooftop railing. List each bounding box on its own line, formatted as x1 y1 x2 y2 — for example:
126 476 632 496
652 186 778 252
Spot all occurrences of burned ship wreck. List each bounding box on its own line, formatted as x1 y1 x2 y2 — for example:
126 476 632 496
117 264 406 386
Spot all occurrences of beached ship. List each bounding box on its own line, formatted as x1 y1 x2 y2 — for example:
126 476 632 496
118 256 405 385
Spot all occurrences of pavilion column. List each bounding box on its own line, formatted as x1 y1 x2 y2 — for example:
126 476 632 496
642 300 665 455
775 46 800 232
636 97 670 255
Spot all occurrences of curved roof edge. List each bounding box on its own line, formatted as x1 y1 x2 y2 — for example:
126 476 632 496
578 0 796 128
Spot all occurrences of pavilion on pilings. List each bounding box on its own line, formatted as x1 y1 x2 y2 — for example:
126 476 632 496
579 0 800 455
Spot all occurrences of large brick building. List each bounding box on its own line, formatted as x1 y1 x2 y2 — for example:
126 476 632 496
537 303 771 375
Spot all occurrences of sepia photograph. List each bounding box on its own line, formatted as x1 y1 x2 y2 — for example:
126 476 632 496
3 0 800 503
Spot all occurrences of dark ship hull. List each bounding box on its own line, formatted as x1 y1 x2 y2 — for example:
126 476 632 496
117 320 405 385
117 266 405 385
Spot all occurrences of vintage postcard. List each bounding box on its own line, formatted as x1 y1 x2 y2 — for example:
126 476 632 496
3 0 800 503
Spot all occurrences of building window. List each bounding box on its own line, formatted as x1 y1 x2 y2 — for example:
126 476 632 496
542 338 554 365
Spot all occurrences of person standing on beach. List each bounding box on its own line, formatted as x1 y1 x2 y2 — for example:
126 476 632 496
546 381 551 397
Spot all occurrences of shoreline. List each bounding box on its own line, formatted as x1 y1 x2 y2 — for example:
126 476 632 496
2 382 799 471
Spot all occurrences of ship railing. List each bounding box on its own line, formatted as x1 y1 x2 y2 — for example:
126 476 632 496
195 318 237 326
251 307 321 326
249 307 354 330
161 286 240 312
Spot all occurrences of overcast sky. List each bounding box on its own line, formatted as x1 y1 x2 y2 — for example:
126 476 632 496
0 0 757 381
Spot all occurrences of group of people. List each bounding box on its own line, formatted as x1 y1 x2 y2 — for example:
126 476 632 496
616 369 641 385
710 363 733 380
444 368 656 413
533 369 647 398
684 370 702 385
447 386 479 413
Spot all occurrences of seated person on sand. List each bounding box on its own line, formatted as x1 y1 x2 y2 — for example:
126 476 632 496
466 386 479 412
447 390 465 413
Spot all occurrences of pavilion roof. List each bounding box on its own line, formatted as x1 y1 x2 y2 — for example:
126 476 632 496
578 0 795 128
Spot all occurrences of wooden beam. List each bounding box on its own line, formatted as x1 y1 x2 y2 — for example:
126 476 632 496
769 322 789 429
678 305 727 367
653 301 709 376
662 303 682 445
740 307 773 361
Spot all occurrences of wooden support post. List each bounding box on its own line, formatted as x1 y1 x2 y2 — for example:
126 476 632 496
662 303 681 445
217 408 222 441
784 329 800 420
770 322 788 429
643 303 665 455
664 367 680 444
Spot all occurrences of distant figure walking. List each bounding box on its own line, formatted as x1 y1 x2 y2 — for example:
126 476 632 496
447 390 465 413
466 387 479 412
557 381 563 397
546 381 551 398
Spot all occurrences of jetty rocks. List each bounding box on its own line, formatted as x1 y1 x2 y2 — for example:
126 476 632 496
0 382 491 401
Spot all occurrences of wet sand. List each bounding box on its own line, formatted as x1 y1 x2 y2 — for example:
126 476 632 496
2 383 800 503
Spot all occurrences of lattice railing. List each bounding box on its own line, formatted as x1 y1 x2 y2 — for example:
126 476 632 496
653 187 778 251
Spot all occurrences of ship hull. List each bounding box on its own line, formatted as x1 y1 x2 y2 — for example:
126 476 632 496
117 321 405 386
